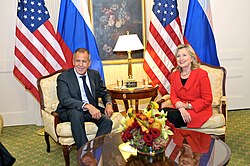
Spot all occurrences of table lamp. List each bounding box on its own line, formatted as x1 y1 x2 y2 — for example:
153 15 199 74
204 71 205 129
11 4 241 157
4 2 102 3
113 32 144 87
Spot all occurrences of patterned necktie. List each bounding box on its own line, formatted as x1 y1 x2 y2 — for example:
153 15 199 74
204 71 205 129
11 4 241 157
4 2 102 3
81 75 95 106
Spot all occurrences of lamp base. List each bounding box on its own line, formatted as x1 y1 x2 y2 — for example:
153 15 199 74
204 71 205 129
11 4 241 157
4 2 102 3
125 78 137 88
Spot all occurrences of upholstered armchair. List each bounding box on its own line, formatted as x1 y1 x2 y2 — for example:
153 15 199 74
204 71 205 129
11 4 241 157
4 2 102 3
158 63 227 141
37 69 123 166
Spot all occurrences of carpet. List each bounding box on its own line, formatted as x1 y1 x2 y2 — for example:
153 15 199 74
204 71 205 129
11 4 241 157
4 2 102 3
0 110 249 165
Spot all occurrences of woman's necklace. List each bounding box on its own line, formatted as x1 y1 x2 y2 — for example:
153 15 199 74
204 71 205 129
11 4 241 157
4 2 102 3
181 70 191 77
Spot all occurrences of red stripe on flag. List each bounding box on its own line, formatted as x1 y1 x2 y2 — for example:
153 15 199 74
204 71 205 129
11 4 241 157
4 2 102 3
176 17 183 32
143 60 168 95
16 28 56 74
169 146 181 162
34 21 67 69
146 43 172 78
165 21 182 48
149 23 177 66
14 47 42 79
56 33 73 68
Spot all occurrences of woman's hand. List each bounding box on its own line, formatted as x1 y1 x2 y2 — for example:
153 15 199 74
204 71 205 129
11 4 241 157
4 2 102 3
179 107 191 123
175 101 186 109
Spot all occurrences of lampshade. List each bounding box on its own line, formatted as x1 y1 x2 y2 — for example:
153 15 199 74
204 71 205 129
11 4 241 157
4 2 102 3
113 33 144 88
113 34 144 52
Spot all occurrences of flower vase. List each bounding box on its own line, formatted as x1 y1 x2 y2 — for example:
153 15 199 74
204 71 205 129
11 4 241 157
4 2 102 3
136 146 166 164
137 146 165 156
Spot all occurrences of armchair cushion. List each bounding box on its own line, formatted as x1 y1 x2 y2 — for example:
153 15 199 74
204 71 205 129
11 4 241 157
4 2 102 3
200 114 225 128
56 112 123 137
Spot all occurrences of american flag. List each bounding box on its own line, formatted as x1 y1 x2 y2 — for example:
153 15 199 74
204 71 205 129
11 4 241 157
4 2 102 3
14 0 67 101
143 0 185 95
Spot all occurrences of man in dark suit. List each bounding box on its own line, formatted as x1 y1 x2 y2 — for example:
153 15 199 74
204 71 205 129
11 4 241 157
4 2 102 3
56 48 113 149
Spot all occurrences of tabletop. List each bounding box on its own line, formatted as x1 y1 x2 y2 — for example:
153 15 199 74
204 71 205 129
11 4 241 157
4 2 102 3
77 130 231 166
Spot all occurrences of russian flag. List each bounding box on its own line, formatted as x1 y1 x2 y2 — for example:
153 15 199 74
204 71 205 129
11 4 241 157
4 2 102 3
184 0 220 66
56 0 105 81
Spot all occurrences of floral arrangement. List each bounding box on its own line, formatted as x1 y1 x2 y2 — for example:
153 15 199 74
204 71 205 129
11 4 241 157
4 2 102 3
120 102 174 155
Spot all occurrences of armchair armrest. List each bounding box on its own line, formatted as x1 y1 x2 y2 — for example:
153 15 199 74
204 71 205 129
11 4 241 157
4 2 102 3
157 94 171 110
220 96 226 102
220 96 227 121
42 109 60 142
161 94 170 100
51 111 60 132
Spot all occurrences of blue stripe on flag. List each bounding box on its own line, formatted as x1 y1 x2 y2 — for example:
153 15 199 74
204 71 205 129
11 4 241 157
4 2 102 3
184 0 220 66
57 0 105 81
199 138 215 165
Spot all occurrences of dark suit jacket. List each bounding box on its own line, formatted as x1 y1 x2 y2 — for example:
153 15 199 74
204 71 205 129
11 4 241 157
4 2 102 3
170 68 213 128
55 68 112 115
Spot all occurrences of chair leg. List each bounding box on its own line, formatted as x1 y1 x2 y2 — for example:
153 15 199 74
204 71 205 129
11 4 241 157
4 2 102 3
219 134 225 142
213 134 225 142
63 145 70 166
44 132 50 153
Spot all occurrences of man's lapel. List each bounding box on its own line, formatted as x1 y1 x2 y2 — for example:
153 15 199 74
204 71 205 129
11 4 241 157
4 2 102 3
87 71 96 99
69 69 82 99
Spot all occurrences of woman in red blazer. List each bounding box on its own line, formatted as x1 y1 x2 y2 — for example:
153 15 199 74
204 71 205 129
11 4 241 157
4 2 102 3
164 44 213 128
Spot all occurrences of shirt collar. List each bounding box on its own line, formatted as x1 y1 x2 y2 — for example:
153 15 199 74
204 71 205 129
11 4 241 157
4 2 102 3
74 68 88 78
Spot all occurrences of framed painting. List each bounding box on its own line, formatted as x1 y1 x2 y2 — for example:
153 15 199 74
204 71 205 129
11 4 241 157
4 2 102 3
89 0 146 64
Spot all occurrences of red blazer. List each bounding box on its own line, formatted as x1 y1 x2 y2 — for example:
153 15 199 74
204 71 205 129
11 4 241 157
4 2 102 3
170 68 212 128
173 129 212 153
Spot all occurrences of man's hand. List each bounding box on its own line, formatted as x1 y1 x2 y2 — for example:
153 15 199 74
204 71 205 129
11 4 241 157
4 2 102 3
84 104 101 120
105 104 113 118
179 107 191 123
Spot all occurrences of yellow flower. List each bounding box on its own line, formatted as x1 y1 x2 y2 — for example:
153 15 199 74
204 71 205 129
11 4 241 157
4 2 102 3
145 110 152 118
151 120 162 131
151 101 159 110
137 121 149 133
126 117 134 128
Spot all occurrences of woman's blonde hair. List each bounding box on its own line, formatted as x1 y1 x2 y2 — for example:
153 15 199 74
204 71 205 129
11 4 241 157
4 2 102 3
175 44 200 72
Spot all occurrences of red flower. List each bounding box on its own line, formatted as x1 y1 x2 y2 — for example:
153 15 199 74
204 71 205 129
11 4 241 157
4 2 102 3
150 128 160 139
143 133 153 146
136 113 141 118
155 114 161 117
139 128 144 135
165 119 175 132
127 126 133 132
121 131 132 142
132 121 140 129
146 103 152 111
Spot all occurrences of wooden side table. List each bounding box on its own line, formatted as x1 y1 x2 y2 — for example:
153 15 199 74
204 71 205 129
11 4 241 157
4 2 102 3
107 84 159 112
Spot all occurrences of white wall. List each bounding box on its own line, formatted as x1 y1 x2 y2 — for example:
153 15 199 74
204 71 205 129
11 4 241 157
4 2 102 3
0 0 249 126
211 0 250 109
